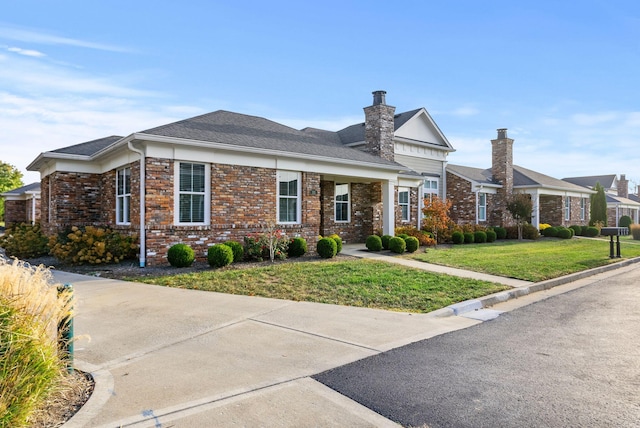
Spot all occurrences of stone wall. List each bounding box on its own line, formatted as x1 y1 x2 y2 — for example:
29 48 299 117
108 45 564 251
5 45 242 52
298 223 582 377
363 92 396 162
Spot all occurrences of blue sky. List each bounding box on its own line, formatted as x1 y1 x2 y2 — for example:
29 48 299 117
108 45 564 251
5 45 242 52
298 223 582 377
1 0 639 191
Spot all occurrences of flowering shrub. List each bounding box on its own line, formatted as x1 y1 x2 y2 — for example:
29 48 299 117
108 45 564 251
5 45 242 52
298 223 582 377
49 225 137 265
539 223 551 231
0 223 49 259
395 226 436 247
244 228 288 262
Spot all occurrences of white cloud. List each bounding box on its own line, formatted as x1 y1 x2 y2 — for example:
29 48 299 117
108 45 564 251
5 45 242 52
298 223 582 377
0 24 129 53
7 46 45 57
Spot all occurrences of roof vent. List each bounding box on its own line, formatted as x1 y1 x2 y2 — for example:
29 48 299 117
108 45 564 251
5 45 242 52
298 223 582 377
497 128 508 139
372 90 387 106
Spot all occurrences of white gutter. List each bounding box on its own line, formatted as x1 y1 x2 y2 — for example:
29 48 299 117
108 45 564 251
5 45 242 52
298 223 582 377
128 141 146 268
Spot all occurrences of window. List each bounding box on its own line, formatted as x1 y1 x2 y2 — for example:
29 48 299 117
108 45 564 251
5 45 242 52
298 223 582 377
580 198 586 221
335 183 350 223
176 162 209 224
116 167 131 224
277 171 301 223
399 187 410 222
565 196 571 221
478 192 487 222
423 179 438 201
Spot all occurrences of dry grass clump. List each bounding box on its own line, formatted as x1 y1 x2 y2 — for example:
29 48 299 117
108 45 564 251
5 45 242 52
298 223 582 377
631 224 640 240
0 257 75 427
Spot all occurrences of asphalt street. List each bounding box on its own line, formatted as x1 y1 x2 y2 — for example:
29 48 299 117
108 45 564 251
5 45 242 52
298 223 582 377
314 265 640 428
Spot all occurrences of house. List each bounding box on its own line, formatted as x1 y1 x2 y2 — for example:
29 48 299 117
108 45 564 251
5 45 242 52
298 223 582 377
27 91 455 266
563 174 640 225
446 129 594 228
1 182 41 226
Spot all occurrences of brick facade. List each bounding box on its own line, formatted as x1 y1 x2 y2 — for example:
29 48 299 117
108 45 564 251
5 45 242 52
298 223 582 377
490 129 515 226
3 199 38 226
446 171 496 225
363 91 396 162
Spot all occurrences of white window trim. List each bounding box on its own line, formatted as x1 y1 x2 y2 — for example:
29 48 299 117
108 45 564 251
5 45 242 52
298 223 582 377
277 170 301 224
399 187 410 222
580 198 586 221
478 192 487 222
565 196 571 221
334 183 350 223
174 161 211 226
116 167 131 225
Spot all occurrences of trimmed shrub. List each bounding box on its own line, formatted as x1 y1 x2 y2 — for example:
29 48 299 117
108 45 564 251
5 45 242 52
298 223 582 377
619 215 633 229
451 231 464 245
541 226 559 238
397 233 410 241
463 232 475 244
366 235 383 251
569 225 583 236
539 223 552 231
0 222 49 259
581 225 589 236
585 226 599 237
631 224 640 240
505 224 540 240
49 225 137 265
389 236 406 254
381 235 393 250
485 229 497 243
167 243 195 267
208 244 234 268
317 237 337 259
474 231 487 243
557 227 573 239
405 236 420 253
329 234 343 253
493 226 507 239
224 240 244 263
288 237 307 257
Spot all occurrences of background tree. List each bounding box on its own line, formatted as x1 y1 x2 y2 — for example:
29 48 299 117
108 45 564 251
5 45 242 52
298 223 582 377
0 162 24 222
506 192 533 240
589 182 607 226
421 196 452 245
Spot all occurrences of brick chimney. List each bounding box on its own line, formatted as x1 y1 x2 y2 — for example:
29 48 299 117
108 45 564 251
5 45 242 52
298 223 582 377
491 128 515 226
617 174 629 198
364 90 396 161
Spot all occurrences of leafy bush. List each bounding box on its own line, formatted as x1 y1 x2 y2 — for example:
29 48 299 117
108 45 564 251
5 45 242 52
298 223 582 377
631 224 640 240
505 224 540 240
389 237 406 254
485 229 497 243
288 237 307 257
49 225 137 265
619 215 633 229
381 235 392 250
224 240 244 263
581 225 589 236
244 231 288 262
208 244 234 268
405 236 420 253
493 226 507 239
463 232 475 244
397 233 410 241
585 226 599 237
0 222 49 259
539 223 551 231
329 234 343 253
366 235 383 251
569 225 583 236
541 226 559 238
474 231 487 243
167 243 195 267
451 231 464 245
317 237 337 258
396 226 436 246
557 227 573 239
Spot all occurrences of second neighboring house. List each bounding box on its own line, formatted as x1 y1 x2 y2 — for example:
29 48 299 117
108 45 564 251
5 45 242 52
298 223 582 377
1 182 41 226
27 91 455 266
446 129 594 228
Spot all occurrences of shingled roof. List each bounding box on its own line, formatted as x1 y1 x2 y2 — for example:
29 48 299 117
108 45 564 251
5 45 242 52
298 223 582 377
563 174 617 190
50 135 123 156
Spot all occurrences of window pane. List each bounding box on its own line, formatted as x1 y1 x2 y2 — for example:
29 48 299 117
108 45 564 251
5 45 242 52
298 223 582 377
180 164 192 192
288 179 298 196
336 202 348 222
279 181 290 196
179 194 192 222
401 205 409 221
336 184 348 202
399 191 408 204
124 169 131 194
192 164 205 192
192 194 205 222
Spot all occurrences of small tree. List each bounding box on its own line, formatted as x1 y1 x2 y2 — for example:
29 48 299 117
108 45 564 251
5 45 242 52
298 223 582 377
506 193 533 240
421 196 452 245
0 161 24 222
589 182 607 226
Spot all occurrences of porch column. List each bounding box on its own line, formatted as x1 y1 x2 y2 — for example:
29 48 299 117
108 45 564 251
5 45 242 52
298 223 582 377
531 190 540 228
382 180 395 236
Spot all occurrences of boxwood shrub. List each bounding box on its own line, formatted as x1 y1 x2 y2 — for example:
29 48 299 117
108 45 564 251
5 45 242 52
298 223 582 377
485 229 497 243
366 235 383 251
288 237 307 257
451 231 464 245
381 235 393 250
569 225 583 236
474 231 487 243
405 236 420 253
329 234 343 253
620 215 633 229
167 243 195 267
493 226 507 239
317 237 337 258
585 226 599 237
208 244 234 268
224 240 244 263
389 236 406 254
463 232 475 244
557 227 573 239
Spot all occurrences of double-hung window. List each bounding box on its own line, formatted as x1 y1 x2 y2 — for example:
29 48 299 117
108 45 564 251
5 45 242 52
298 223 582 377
176 162 209 225
335 183 350 223
116 167 131 224
565 196 571 221
277 171 301 224
580 198 586 221
423 179 438 201
399 187 410 222
478 192 487 222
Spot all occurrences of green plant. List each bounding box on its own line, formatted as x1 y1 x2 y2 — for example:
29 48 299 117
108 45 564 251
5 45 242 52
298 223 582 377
396 233 409 241
167 243 195 267
317 237 337 258
451 231 464 245
590 182 608 226
366 235 383 251
208 244 234 268
244 229 288 262
396 226 436 246
288 237 308 257
463 232 475 244
422 196 453 245
493 226 507 239
557 227 572 239
485 229 497 243
585 226 599 237
389 236 406 254
381 235 392 250
631 224 640 240
569 225 583 236
329 234 343 253
507 193 533 240
405 236 420 253
0 222 49 258
506 224 540 240
223 240 244 263
49 225 137 265
474 231 487 243
542 226 559 238
581 225 589 236
619 215 633 229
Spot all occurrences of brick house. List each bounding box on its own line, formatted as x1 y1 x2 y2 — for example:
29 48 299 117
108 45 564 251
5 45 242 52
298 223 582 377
1 182 41 226
26 91 455 266
446 129 594 228
563 174 640 225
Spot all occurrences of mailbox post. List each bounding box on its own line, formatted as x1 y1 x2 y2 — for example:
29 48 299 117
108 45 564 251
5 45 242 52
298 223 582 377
600 227 629 258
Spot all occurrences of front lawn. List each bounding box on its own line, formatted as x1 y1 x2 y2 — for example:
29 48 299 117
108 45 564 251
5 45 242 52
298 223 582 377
411 238 640 282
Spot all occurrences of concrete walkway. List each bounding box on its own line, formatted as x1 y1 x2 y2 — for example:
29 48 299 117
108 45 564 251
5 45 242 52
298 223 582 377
59 247 640 427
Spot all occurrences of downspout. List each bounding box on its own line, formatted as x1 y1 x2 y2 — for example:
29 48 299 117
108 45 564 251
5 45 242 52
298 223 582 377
417 181 424 230
31 195 36 225
128 141 146 267
442 161 447 201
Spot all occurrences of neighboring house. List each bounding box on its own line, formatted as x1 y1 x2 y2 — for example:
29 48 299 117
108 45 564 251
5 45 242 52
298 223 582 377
27 91 455 266
563 174 640 225
1 182 41 226
446 129 594 228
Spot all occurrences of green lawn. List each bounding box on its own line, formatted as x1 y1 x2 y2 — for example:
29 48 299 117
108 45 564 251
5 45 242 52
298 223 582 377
411 238 640 282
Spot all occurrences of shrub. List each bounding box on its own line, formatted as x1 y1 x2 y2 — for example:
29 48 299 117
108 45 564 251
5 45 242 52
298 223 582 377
49 225 137 265
0 222 49 259
244 231 288 262
631 224 640 240
167 243 195 267
463 232 475 244
381 235 393 250
396 226 436 246
485 229 497 243
317 237 337 258
208 244 233 268
366 235 383 251
541 226 559 238
329 234 343 253
397 233 410 241
474 231 487 243
224 240 244 263
405 236 420 253
539 223 551 231
493 226 507 239
581 225 590 236
451 231 464 245
389 237 406 254
505 224 540 240
557 227 573 239
585 226 599 237
569 225 583 236
288 237 307 257
619 215 633 229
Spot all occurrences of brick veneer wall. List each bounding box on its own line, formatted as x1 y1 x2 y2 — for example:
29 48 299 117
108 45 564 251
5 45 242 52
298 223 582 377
363 102 396 162
539 195 562 226
608 207 635 227
394 186 419 229
3 200 26 226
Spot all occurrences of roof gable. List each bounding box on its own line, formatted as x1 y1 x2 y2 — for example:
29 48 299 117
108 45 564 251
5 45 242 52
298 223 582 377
562 174 617 190
394 108 454 151
514 165 590 192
